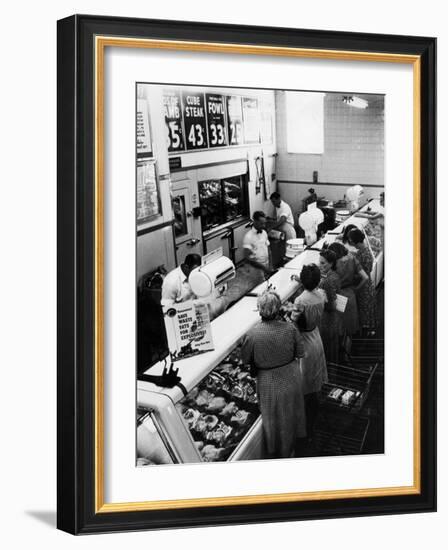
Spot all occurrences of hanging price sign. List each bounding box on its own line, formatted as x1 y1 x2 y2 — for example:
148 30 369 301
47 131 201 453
226 95 244 146
182 91 209 150
206 94 227 148
163 89 185 153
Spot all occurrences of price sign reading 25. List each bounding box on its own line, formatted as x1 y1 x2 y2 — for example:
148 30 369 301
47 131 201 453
206 94 228 148
163 89 185 153
182 92 209 151
226 95 244 146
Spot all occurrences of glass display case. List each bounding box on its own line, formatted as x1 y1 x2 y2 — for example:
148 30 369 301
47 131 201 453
137 341 263 465
198 179 222 231
198 174 248 232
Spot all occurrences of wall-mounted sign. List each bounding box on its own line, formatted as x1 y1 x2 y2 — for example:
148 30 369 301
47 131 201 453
169 156 182 171
136 98 152 156
205 94 227 148
163 300 214 360
137 159 161 225
242 97 260 144
260 109 273 144
163 89 185 153
226 95 244 146
182 91 208 150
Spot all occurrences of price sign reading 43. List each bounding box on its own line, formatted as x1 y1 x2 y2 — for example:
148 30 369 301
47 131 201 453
206 94 227 148
182 92 209 151
163 89 185 153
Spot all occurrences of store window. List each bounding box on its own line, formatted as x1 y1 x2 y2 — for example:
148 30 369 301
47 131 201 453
198 174 248 231
286 91 325 154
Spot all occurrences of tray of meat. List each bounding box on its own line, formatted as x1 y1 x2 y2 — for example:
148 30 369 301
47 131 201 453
230 409 251 427
194 389 214 408
201 444 226 462
204 422 233 446
207 396 227 413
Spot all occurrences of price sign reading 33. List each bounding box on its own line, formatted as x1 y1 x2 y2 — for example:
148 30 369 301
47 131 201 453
206 94 228 148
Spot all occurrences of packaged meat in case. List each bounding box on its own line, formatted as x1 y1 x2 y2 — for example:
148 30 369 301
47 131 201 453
175 341 260 462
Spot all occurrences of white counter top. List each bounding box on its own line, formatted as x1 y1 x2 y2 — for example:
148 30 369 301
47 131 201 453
138 198 383 403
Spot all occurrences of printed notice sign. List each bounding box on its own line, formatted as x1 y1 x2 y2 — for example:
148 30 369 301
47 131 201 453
335 294 348 313
242 97 260 144
137 159 160 224
163 300 214 360
163 89 185 153
226 95 244 146
136 99 152 156
206 94 228 148
182 91 209 150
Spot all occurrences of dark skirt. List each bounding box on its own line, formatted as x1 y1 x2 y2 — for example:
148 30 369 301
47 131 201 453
257 359 306 458
320 310 343 364
339 286 359 336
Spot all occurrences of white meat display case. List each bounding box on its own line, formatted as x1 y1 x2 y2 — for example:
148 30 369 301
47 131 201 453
137 199 384 465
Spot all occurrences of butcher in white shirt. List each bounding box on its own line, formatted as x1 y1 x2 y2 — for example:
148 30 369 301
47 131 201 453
161 253 202 306
242 211 272 286
269 191 297 241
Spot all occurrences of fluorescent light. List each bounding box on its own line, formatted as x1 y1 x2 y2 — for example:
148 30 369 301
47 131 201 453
342 95 368 109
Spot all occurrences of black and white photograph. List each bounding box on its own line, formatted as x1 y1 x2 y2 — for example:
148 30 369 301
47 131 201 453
136 83 385 465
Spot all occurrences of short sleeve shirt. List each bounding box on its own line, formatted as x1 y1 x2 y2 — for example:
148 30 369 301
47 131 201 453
243 228 270 268
161 266 195 306
276 200 294 226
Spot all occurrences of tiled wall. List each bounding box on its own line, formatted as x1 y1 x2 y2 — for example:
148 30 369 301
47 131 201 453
275 91 384 186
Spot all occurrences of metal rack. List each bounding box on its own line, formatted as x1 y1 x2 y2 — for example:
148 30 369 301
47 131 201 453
320 361 379 414
313 414 371 456
312 357 380 456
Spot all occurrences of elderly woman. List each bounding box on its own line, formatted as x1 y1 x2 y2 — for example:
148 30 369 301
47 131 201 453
291 264 327 439
241 291 306 459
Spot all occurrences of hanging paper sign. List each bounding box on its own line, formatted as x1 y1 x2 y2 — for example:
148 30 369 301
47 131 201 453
163 300 214 360
206 94 227 148
335 294 348 313
242 97 260 144
182 91 208 150
137 159 160 224
226 95 244 146
136 99 152 156
163 89 185 153
260 110 273 144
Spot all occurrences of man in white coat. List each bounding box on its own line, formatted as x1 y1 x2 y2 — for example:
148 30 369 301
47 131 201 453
269 191 297 241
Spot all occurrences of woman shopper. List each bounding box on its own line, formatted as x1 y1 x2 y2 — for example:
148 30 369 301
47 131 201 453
291 264 327 440
318 249 343 363
347 228 377 333
241 291 306 459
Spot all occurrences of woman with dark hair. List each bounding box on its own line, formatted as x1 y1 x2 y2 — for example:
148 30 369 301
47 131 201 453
328 242 368 338
347 228 377 332
341 224 358 245
241 291 306 458
318 249 343 363
291 264 327 439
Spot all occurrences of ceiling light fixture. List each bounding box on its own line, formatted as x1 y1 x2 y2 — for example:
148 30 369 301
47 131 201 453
342 95 369 109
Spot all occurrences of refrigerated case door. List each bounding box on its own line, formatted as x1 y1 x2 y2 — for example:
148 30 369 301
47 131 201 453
203 229 232 259
172 187 202 260
232 221 251 265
